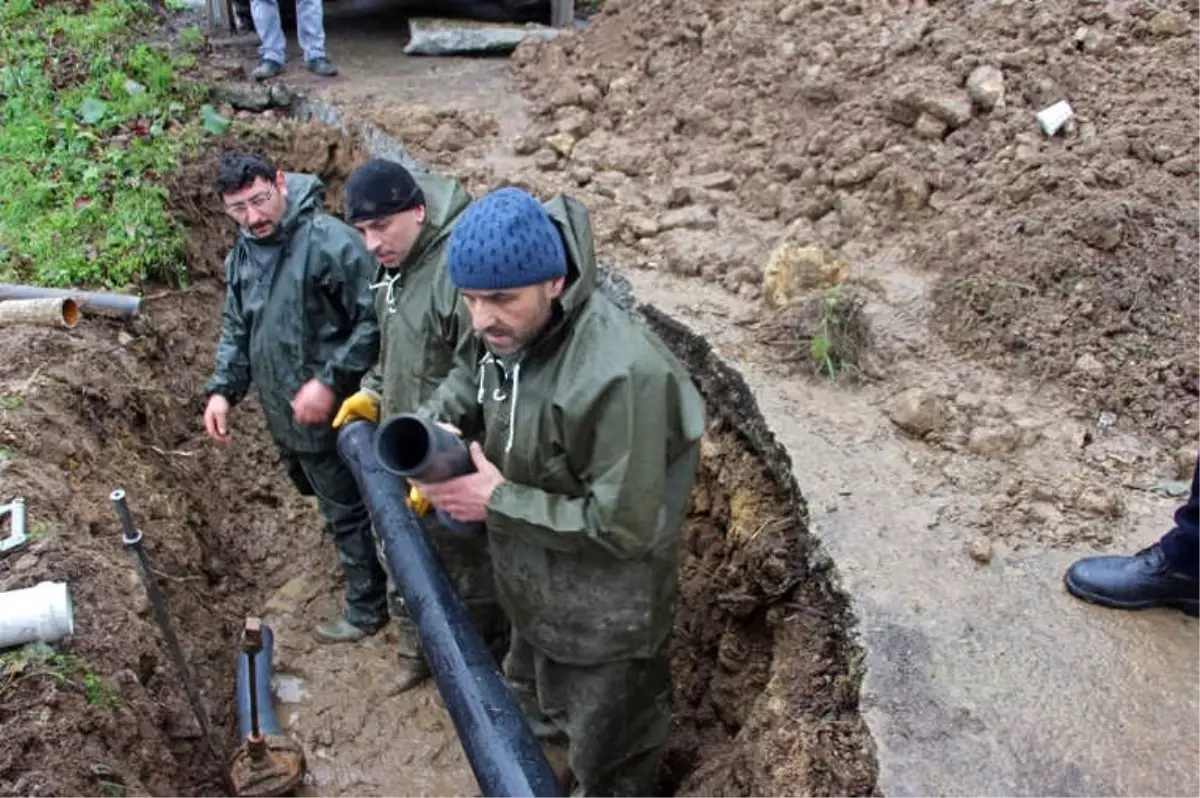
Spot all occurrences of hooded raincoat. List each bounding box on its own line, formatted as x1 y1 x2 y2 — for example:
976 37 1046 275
354 171 503 655
419 194 707 666
205 173 380 452
204 172 388 630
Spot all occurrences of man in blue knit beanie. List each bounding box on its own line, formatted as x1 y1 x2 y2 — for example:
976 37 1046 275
443 186 570 356
414 187 707 796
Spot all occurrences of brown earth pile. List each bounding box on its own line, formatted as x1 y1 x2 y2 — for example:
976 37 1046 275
512 0 1199 436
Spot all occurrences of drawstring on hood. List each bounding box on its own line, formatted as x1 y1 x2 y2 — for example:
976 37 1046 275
475 352 521 454
507 362 521 455
370 270 404 314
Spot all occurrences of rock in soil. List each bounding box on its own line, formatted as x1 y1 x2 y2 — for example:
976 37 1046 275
968 536 994 565
888 388 954 438
762 244 849 309
1175 446 1198 481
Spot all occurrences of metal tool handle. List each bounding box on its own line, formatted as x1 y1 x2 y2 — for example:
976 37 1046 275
110 489 228 771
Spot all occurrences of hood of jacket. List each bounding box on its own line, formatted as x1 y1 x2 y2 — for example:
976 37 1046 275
399 170 472 273
505 193 598 364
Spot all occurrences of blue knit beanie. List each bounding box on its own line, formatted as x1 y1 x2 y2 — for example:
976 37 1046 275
447 188 567 291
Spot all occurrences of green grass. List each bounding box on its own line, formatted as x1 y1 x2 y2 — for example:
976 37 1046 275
0 0 220 288
0 641 121 709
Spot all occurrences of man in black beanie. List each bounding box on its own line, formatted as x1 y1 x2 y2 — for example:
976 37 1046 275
332 159 505 693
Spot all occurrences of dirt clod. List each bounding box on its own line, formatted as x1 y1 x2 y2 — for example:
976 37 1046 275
762 244 849 309
968 536 994 565
889 388 954 439
966 66 1006 112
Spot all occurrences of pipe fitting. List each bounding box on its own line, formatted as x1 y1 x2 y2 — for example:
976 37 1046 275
375 414 483 536
0 581 74 648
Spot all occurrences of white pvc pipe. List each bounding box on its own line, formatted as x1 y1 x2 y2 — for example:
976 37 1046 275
0 581 74 648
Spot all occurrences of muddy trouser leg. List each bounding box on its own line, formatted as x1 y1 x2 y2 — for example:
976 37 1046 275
524 639 672 797
501 629 559 739
294 0 327 62
382 513 508 660
248 0 287 64
286 450 389 631
1160 458 1199 578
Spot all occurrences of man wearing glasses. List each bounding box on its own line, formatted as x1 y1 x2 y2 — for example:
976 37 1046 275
203 150 389 644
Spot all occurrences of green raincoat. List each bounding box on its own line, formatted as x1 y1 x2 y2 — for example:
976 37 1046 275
419 194 707 666
205 173 380 452
354 170 503 655
205 173 388 630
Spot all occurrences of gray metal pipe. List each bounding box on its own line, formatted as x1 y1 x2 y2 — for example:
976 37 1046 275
375 413 482 536
338 419 559 798
0 283 143 318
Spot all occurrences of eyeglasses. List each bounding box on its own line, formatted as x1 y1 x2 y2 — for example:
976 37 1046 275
224 184 276 218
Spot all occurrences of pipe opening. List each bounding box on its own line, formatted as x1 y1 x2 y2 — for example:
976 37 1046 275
376 415 433 475
60 297 80 328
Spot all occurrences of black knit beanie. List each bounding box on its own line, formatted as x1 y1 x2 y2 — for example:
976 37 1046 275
344 158 425 223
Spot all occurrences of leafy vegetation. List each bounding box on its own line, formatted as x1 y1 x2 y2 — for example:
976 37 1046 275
0 0 221 288
0 641 121 709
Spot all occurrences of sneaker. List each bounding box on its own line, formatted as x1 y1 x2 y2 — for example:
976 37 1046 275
306 57 338 77
252 59 284 81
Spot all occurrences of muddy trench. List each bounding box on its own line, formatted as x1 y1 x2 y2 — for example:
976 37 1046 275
0 119 876 797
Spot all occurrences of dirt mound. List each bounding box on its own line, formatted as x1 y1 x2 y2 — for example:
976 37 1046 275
512 0 1199 436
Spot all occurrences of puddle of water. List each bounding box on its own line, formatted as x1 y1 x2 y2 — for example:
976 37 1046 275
273 673 309 703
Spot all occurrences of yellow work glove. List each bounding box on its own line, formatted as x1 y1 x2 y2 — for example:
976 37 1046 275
331 392 380 428
406 485 433 516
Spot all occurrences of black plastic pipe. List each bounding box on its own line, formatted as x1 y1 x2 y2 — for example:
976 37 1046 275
375 412 482 536
0 283 143 318
338 419 559 798
235 622 282 739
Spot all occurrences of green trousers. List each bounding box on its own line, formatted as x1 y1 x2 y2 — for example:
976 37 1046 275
503 629 672 797
281 449 388 630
